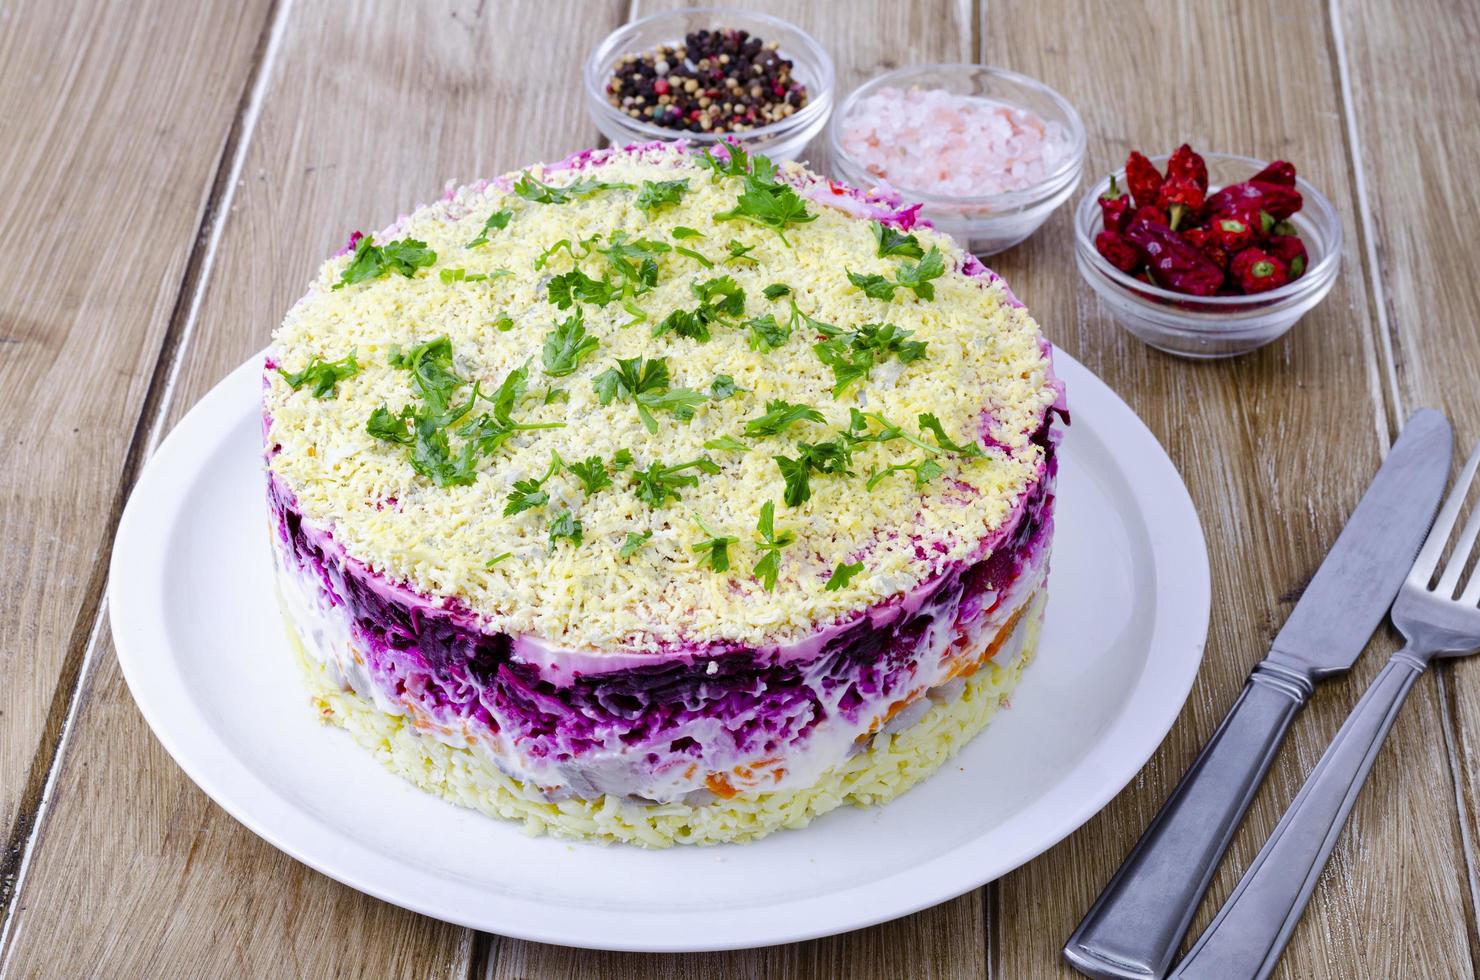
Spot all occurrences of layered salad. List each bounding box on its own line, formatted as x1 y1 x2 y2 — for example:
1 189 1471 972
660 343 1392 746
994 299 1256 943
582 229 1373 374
263 141 1064 846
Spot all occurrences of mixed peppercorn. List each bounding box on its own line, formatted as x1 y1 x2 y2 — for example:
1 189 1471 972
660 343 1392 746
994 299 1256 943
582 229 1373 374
1094 145 1309 296
606 28 808 134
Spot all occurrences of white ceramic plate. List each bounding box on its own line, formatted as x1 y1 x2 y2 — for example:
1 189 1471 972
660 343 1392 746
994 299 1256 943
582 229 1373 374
111 349 1209 952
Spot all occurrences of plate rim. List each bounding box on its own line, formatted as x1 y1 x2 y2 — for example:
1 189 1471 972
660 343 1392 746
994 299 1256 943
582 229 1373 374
109 346 1210 952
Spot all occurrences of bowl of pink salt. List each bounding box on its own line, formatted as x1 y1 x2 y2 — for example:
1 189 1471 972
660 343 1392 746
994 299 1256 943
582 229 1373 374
828 64 1085 256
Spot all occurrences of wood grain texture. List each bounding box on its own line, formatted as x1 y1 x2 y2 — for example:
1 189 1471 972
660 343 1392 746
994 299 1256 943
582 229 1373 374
0 0 622 975
1337 0 1480 966
0 0 272 892
5 0 1479 976
979 0 1476 976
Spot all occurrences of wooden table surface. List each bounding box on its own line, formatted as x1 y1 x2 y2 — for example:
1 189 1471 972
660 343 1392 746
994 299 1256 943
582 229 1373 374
3 0 1478 976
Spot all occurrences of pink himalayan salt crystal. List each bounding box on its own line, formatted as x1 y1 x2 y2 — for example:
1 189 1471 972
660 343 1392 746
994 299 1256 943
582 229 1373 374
840 86 1072 197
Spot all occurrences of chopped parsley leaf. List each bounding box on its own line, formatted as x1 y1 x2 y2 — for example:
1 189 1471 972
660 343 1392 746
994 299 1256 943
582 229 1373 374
631 457 720 508
541 309 600 377
865 457 945 491
845 246 946 301
671 226 706 240
704 435 749 453
334 235 437 289
505 452 563 516
692 518 737 572
825 561 865 591
466 208 513 247
872 221 925 259
746 312 790 352
547 267 620 308
439 267 489 284
674 245 714 268
492 313 515 332
618 530 652 558
712 153 816 246
725 240 759 263
752 500 794 591
593 356 704 432
568 455 612 496
918 412 985 457
547 509 583 551
762 282 792 300
635 178 689 214
514 172 633 204
278 352 359 398
709 374 740 400
744 399 825 438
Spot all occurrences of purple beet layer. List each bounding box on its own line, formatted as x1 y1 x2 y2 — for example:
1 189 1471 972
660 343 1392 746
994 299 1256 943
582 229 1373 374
269 424 1057 774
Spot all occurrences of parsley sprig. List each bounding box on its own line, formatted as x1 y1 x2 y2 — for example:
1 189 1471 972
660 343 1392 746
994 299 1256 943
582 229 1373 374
635 178 689 214
541 309 601 376
466 209 512 248
277 352 359 398
618 530 652 558
546 268 619 308
631 457 720 508
691 517 737 572
567 455 613 496
872 221 925 259
825 561 865 591
505 451 564 516
593 356 707 433
334 235 437 289
774 437 854 507
752 501 794 591
846 246 946 301
514 172 633 204
812 322 928 398
653 275 746 343
711 152 816 246
547 509 582 551
744 399 824 438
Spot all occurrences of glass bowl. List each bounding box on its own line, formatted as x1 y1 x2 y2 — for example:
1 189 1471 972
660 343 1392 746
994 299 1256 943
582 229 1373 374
827 64 1085 256
1074 152 1343 359
583 8 835 163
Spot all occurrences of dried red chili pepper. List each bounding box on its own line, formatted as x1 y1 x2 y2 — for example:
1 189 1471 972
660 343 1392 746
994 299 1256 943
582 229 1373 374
1210 214 1256 251
1249 160 1296 186
1205 180 1265 217
1249 180 1302 219
1182 226 1231 269
1098 175 1132 231
1267 235 1308 279
1094 229 1140 272
1132 204 1169 227
1126 218 1226 295
1125 152 1164 210
1231 247 1290 293
1166 144 1209 192
1158 176 1206 229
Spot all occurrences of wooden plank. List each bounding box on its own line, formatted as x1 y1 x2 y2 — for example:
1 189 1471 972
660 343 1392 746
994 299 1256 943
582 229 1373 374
978 1 1476 976
478 0 981 977
1337 0 1480 965
0 0 273 899
0 1 624 975
485 893 984 980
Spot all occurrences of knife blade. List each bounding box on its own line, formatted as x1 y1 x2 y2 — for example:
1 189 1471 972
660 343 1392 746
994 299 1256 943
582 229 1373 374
1064 408 1453 980
1269 408 1454 675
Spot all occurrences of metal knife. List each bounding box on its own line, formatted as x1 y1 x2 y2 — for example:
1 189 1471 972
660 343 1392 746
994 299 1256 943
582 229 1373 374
1063 408 1453 980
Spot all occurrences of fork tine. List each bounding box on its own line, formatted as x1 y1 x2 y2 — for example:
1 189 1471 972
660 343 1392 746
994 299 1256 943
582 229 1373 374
1413 439 1480 588
1438 473 1480 597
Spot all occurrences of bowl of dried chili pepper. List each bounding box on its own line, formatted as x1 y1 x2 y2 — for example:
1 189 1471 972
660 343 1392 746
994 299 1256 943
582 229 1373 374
1073 147 1342 359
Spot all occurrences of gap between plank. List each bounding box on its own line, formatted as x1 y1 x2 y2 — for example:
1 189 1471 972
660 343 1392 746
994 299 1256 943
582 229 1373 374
0 0 292 962
1326 0 1401 448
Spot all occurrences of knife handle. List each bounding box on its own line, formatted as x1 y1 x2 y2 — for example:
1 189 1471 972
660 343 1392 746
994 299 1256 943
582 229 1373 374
1063 662 1313 980
1170 651 1424 980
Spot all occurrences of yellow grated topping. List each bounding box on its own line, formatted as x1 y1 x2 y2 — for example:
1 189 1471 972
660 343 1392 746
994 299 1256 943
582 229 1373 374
264 145 1056 653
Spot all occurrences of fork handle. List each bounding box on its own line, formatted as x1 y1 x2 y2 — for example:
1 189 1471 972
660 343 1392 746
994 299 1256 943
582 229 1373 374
1064 662 1312 979
1171 649 1426 980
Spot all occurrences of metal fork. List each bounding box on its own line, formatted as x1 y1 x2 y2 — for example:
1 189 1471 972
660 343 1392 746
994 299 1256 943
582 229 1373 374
1171 439 1480 980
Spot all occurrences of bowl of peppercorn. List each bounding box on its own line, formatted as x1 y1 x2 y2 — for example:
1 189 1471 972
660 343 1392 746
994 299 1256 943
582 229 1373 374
1074 147 1343 359
585 9 834 163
